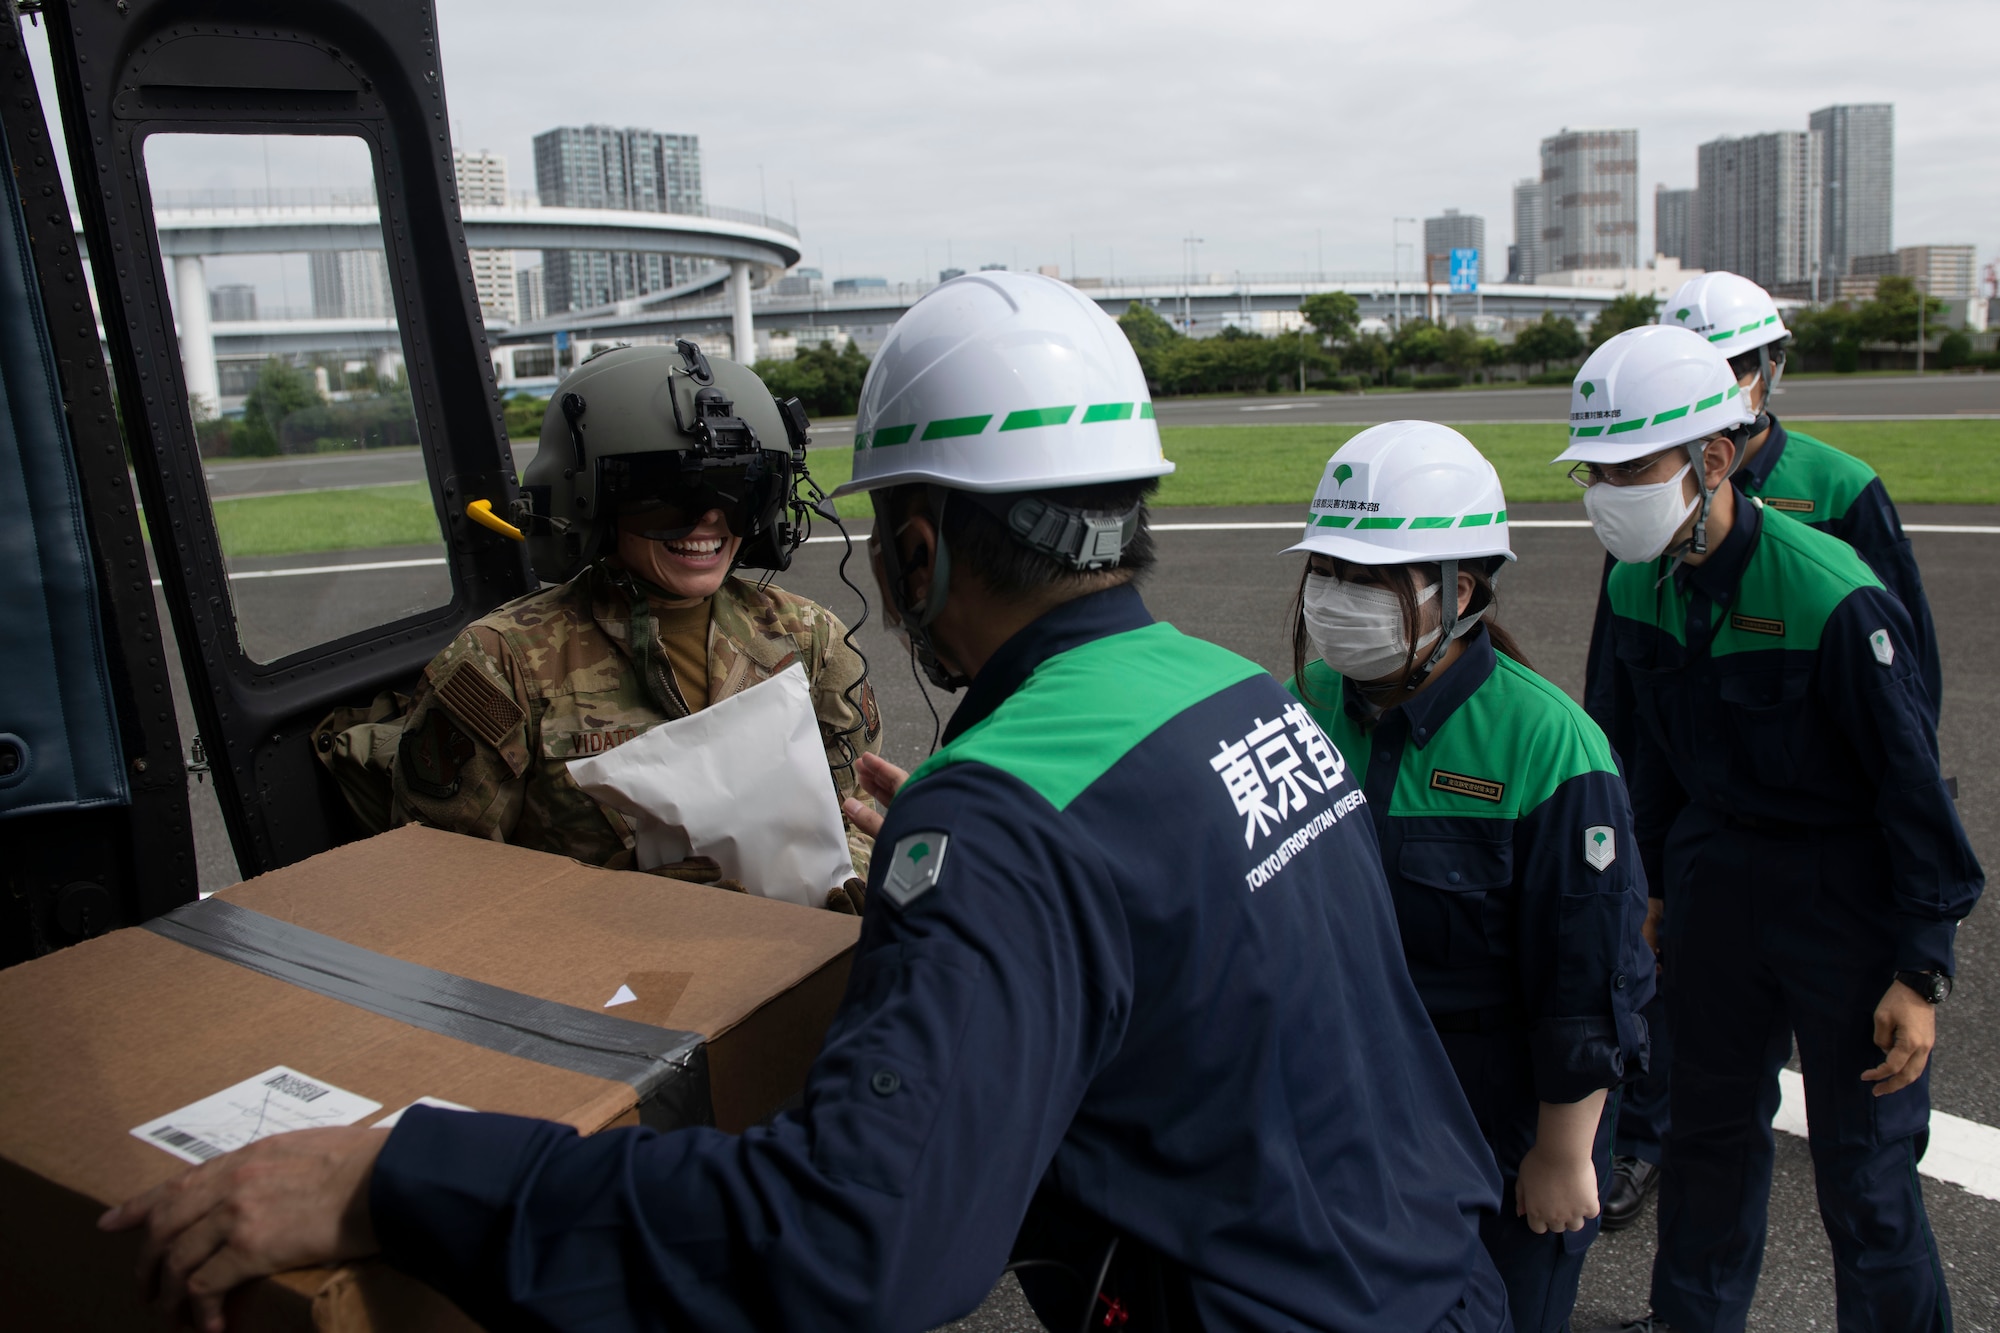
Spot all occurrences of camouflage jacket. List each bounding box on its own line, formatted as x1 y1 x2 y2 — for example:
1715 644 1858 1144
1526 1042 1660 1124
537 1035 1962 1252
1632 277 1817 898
387 564 881 880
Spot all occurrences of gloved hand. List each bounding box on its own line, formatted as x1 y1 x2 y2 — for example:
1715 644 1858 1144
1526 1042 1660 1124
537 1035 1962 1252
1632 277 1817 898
824 878 868 915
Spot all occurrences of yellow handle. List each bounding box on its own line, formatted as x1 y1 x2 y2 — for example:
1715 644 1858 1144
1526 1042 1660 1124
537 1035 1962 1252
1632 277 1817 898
466 498 524 542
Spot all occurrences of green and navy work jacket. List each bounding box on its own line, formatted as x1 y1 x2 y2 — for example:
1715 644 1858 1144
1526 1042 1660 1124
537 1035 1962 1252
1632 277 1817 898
1587 416 1941 755
1738 414 1940 710
371 584 1510 1333
1603 485 1981 976
1292 626 1653 1107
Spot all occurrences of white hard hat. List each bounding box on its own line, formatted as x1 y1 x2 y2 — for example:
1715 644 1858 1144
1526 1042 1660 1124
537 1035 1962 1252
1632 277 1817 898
1555 326 1755 465
830 271 1173 497
1659 272 1788 353
1286 421 1516 565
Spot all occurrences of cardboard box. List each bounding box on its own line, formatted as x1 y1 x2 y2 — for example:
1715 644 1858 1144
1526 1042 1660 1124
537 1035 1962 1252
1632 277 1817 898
0 826 859 1331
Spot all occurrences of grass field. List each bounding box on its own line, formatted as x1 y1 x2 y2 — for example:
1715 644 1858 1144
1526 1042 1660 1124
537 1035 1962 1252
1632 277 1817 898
205 420 1998 556
211 482 443 557
809 418 2000 517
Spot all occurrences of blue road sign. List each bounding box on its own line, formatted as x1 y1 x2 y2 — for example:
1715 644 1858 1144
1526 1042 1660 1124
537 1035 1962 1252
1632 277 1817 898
1449 248 1480 294
554 330 571 351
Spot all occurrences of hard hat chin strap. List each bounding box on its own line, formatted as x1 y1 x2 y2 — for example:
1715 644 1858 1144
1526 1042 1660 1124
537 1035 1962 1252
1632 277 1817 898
871 488 969 694
1660 426 1747 579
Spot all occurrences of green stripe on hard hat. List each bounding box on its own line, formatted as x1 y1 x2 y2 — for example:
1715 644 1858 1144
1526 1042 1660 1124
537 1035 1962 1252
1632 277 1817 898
1571 379 1742 438
859 403 1159 449
922 414 992 440
1000 406 1075 431
1356 516 1405 529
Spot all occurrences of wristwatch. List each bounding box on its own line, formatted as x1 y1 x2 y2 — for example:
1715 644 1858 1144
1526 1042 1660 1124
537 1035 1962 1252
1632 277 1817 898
1895 970 1953 1004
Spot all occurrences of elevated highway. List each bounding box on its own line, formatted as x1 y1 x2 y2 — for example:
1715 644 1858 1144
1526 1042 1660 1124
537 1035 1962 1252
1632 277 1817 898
126 201 800 406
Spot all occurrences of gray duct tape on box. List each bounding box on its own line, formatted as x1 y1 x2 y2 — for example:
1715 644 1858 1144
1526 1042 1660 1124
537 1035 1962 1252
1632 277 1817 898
145 898 712 1130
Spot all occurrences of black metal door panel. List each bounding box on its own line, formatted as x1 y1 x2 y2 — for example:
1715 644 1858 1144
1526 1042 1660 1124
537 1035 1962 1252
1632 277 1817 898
42 0 533 877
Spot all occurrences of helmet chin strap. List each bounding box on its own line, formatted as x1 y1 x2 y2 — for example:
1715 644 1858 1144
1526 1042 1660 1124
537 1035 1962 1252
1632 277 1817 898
1384 559 1471 696
871 488 969 693
1659 427 1747 579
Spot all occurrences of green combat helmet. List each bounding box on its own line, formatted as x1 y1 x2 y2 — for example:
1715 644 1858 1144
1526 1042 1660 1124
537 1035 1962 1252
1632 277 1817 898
516 340 815 583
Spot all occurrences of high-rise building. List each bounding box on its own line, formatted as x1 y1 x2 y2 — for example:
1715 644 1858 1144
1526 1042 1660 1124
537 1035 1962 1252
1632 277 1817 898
1696 131 1821 290
309 251 391 319
452 148 509 207
1539 129 1640 272
515 265 546 324
1854 245 1976 300
1509 178 1545 282
209 284 257 322
1423 209 1485 283
1810 104 1893 289
452 148 518 323
1654 186 1699 267
533 125 704 314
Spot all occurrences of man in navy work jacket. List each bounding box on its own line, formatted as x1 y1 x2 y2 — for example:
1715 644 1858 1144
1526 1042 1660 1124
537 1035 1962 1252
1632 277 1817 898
106 273 1511 1333
1583 272 1942 1234
1561 326 1981 1333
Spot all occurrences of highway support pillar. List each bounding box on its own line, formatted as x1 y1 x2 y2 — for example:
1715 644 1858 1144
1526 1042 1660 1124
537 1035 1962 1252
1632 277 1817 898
730 260 754 364
173 255 219 418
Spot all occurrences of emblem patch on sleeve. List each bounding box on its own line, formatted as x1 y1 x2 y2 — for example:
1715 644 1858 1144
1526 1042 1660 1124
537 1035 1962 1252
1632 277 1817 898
881 832 949 910
1584 825 1616 872
434 660 524 750
1869 629 1894 667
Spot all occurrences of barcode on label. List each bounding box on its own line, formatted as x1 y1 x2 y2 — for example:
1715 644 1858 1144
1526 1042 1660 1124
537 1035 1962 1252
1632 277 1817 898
262 1072 330 1103
149 1125 222 1161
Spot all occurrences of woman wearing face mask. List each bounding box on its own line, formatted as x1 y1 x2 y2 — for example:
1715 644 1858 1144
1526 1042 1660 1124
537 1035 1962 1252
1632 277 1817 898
1284 421 1654 1333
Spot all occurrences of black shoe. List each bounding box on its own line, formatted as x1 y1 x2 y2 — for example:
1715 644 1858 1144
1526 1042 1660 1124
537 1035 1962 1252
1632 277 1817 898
1599 1155 1661 1233
1611 1318 1677 1333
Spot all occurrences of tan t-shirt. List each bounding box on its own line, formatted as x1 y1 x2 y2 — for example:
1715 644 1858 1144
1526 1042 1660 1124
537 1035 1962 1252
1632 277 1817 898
652 597 712 713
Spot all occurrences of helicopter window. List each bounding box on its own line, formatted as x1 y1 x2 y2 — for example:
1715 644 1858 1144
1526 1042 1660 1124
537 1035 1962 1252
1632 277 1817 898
142 133 452 664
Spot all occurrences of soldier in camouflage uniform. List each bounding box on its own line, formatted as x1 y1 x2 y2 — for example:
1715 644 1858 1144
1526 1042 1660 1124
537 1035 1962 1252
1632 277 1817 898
363 342 881 904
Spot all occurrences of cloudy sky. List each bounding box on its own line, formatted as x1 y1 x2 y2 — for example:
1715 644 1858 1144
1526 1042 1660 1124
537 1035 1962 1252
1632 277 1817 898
423 0 1999 283
24 0 2000 285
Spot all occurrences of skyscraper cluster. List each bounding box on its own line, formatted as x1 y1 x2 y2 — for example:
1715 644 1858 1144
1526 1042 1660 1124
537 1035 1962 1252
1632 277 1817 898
1509 106 1914 302
533 125 704 315
1659 105 1895 298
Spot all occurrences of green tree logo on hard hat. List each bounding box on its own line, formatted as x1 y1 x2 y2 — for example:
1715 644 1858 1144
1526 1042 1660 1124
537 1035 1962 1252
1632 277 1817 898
1676 308 1692 322
1579 382 1595 401
1331 463 1354 491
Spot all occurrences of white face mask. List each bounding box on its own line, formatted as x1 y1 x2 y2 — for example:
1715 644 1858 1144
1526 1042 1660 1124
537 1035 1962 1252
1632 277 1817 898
1583 463 1698 564
1302 574 1444 682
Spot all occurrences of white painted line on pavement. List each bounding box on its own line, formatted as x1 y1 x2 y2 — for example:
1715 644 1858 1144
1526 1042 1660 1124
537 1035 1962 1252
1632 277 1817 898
152 557 449 586
1777 1069 2000 1202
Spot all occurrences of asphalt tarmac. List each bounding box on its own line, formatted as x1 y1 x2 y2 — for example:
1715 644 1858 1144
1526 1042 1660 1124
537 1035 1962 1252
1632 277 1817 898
156 502 2000 1331
193 374 2000 500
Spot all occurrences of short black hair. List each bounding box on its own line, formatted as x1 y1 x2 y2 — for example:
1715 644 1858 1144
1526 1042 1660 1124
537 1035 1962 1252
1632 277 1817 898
1727 335 1788 381
884 478 1160 602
